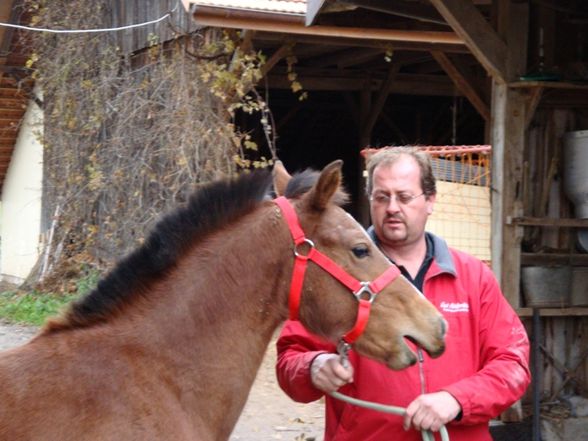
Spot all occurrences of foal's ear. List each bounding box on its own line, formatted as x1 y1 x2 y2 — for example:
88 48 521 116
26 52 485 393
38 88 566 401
273 160 291 196
308 160 343 211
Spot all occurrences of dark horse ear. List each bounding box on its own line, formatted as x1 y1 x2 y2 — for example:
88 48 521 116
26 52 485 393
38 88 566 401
273 160 291 196
308 160 343 211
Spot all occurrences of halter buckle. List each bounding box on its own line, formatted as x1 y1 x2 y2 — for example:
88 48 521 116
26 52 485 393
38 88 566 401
293 238 315 259
353 281 377 303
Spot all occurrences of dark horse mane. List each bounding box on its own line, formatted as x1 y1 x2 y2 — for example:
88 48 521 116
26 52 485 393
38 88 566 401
43 165 348 335
43 170 275 334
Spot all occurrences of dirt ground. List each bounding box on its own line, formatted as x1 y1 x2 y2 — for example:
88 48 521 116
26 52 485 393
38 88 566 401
0 321 325 441
229 337 325 441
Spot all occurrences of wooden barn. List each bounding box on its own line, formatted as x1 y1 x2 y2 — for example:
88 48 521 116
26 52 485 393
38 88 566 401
181 1 587 439
0 0 587 439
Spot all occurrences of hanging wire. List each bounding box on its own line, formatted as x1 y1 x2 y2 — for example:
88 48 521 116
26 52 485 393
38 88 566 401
0 1 180 34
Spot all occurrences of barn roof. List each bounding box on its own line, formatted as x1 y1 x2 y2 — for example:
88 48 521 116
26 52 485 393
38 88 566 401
181 0 305 15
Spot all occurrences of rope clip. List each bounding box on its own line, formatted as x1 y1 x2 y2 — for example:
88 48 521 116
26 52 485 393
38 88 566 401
337 339 351 368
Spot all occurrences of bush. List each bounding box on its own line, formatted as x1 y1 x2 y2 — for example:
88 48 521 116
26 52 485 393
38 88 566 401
0 291 79 326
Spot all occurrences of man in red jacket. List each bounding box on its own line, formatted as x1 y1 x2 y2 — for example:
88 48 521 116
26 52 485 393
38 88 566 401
276 147 530 440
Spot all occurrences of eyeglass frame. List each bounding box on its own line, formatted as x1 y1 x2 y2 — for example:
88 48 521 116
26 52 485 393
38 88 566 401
369 191 426 206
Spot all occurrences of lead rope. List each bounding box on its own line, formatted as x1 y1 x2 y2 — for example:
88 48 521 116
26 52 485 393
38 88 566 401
328 342 450 441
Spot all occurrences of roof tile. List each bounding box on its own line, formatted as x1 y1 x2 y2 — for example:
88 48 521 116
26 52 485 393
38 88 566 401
186 0 306 15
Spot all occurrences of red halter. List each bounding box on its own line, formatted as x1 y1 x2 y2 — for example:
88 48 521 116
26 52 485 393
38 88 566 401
274 196 401 344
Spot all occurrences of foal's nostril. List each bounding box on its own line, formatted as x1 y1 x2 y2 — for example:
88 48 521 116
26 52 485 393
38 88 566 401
440 318 448 337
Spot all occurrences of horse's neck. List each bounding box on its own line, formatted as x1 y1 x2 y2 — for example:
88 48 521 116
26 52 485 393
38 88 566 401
126 204 292 438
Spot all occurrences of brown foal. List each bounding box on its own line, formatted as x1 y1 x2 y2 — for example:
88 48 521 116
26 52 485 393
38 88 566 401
0 161 445 441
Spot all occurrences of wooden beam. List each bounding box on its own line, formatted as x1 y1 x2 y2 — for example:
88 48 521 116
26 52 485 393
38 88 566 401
429 0 508 82
343 92 360 129
434 111 472 145
517 307 588 318
412 60 445 74
392 53 433 69
229 29 255 73
521 253 588 267
431 50 490 121
260 43 293 77
275 100 306 131
359 87 371 140
240 29 255 53
358 87 372 226
193 7 465 45
307 47 382 69
510 81 588 91
508 217 588 228
361 64 399 140
265 71 458 95
337 48 384 68
524 87 543 129
506 2 529 80
340 0 446 26
379 112 409 144
255 32 469 53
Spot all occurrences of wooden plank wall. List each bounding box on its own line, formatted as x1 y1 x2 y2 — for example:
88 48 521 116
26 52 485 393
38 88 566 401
540 317 588 401
524 107 588 400
523 109 575 252
108 0 198 54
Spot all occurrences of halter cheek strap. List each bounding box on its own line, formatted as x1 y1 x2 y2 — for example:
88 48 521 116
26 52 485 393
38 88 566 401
273 196 400 344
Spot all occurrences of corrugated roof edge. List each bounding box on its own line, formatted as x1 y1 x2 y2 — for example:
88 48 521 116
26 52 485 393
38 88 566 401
182 0 306 15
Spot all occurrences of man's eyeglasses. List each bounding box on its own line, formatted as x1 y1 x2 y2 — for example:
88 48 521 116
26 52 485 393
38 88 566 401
370 192 425 206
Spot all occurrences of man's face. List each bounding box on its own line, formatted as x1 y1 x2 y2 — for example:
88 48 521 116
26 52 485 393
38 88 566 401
369 156 435 249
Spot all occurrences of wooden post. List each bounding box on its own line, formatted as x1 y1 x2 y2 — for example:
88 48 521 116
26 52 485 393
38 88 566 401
358 87 372 226
490 1 528 308
492 2 529 422
490 82 526 307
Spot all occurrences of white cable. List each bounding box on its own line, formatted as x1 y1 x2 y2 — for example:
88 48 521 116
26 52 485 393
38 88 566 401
0 1 180 34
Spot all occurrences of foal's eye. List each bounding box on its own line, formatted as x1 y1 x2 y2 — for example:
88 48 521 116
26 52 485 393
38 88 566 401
352 246 370 258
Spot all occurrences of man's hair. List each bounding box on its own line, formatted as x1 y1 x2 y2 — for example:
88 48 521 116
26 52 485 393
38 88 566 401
365 147 437 197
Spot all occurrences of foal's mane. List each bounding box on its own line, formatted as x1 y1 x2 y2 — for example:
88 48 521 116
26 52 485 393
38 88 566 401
284 168 349 205
43 170 274 334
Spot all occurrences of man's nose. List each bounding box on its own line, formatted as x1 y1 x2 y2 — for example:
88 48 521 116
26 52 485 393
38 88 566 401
385 196 401 212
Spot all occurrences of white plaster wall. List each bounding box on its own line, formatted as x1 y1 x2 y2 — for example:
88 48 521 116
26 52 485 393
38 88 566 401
428 181 491 262
0 101 43 282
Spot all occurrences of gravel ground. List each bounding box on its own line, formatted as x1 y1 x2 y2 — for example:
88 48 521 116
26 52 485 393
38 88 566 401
0 319 39 351
0 321 325 440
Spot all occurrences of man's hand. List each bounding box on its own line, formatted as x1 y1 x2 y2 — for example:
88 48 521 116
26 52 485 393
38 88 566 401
403 391 461 432
310 353 354 393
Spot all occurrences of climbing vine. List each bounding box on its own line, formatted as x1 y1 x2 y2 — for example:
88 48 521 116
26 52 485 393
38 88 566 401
22 0 273 291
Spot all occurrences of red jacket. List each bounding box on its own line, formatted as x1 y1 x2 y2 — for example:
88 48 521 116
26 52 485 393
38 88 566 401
276 233 530 441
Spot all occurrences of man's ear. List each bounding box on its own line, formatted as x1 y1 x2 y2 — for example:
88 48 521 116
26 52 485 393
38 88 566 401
273 160 291 196
426 193 436 215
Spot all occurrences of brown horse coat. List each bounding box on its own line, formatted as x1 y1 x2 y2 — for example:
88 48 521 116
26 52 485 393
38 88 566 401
0 161 445 441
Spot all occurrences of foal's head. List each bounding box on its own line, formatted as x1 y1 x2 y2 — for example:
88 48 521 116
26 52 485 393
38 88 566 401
274 160 446 369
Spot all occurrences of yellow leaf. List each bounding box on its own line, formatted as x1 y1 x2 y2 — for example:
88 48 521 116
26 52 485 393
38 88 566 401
291 81 303 93
244 140 258 151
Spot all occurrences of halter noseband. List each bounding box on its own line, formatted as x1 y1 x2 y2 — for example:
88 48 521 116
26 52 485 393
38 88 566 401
274 196 401 344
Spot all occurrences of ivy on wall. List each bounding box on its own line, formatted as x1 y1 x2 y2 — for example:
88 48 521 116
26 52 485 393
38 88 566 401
23 0 272 291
